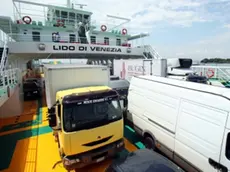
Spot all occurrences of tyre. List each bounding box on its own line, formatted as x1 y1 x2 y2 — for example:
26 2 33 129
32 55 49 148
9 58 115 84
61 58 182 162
143 136 155 150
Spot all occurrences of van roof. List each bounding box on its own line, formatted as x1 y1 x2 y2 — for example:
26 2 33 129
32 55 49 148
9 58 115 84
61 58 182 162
43 64 107 70
136 75 230 100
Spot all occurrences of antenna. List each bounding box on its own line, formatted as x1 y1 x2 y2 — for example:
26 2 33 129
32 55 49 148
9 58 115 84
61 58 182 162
75 3 87 9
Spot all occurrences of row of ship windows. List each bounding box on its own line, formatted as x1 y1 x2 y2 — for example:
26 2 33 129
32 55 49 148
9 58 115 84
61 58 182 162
31 31 122 45
90 36 121 45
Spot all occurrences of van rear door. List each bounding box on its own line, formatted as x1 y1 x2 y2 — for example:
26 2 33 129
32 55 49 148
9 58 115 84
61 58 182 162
175 100 228 172
220 128 230 172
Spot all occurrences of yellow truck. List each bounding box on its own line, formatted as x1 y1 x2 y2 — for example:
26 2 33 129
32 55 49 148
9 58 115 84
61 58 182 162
44 64 124 171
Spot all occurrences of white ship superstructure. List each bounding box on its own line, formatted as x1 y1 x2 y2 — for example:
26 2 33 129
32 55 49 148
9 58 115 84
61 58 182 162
0 0 162 116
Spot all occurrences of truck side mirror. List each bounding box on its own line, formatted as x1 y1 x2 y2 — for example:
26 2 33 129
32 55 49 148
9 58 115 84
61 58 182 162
48 113 57 127
48 107 55 114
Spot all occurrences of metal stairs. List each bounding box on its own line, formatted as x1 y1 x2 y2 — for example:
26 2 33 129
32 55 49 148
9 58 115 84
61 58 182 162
142 45 162 59
0 40 8 73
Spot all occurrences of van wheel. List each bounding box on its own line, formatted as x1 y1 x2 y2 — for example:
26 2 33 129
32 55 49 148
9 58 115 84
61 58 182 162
143 136 155 150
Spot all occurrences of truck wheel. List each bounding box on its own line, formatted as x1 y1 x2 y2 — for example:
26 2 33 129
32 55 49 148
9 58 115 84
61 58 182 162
143 136 155 150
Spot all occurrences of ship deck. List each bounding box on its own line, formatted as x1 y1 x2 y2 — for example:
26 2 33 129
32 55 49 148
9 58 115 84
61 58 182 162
0 93 144 172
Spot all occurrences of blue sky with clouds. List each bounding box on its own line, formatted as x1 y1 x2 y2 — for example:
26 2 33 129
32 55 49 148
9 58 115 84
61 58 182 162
0 0 230 60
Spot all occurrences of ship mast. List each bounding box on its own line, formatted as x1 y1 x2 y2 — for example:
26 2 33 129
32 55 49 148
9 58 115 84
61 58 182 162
67 0 71 8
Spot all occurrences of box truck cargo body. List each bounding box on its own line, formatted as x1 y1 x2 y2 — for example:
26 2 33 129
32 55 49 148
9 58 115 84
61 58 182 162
44 64 110 109
127 75 230 172
113 59 167 81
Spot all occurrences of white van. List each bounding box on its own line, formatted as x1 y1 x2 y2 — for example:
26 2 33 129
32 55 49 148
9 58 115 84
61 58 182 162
126 75 230 172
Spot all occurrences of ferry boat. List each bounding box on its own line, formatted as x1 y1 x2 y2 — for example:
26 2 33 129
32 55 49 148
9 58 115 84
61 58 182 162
0 0 162 171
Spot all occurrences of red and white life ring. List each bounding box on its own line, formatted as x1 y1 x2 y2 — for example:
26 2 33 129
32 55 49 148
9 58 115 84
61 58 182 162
206 68 215 78
122 28 127 35
22 16 32 24
101 25 107 32
57 19 64 27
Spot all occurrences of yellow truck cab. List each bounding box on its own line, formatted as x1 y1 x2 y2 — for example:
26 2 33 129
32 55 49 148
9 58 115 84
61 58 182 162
44 64 124 170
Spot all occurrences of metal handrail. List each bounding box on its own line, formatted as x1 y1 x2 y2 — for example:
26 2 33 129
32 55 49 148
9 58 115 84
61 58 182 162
142 45 162 59
192 66 230 82
218 68 230 81
149 46 162 59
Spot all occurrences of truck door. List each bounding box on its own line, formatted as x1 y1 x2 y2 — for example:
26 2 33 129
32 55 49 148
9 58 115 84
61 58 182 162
219 128 230 172
142 60 152 75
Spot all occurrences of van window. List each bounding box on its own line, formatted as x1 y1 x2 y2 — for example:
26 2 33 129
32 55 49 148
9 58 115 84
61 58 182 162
225 133 230 160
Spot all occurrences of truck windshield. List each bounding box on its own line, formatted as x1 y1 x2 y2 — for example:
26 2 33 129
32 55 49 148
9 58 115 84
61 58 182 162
63 99 122 132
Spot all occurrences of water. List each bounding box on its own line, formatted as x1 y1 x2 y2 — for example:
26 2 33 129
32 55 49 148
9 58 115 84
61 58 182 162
199 63 230 67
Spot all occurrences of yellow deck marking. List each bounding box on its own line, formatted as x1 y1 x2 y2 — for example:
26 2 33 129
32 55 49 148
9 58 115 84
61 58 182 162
2 132 137 172
1 93 139 172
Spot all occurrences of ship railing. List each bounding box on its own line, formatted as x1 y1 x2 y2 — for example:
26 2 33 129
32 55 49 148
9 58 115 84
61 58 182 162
0 68 18 87
7 33 147 47
191 66 230 81
0 68 19 98
13 7 120 31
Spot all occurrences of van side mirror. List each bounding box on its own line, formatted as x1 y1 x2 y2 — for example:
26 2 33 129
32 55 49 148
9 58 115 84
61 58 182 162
48 113 57 127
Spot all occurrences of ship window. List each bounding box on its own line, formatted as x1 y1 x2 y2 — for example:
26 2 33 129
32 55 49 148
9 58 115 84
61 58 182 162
69 34 76 43
69 12 75 19
52 32 60 42
90 36 96 44
69 12 75 23
61 11 68 19
116 39 121 46
77 14 82 22
55 10 60 18
32 31 40 42
84 15 89 23
104 37 109 45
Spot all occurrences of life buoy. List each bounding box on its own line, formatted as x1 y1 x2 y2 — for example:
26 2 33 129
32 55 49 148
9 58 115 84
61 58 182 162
57 19 64 27
7 86 10 98
22 16 32 24
122 28 127 35
101 25 107 32
206 68 214 78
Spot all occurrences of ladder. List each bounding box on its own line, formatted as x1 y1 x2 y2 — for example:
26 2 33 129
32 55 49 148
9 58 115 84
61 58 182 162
0 40 8 73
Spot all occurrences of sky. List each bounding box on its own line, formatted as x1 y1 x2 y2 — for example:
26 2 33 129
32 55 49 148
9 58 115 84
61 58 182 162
0 0 230 60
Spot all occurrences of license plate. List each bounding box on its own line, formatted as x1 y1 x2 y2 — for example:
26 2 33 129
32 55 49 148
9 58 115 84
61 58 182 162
96 156 105 163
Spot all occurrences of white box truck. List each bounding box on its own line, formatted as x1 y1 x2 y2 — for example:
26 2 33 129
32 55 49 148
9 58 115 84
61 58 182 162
126 75 230 172
43 64 124 170
113 59 167 81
